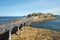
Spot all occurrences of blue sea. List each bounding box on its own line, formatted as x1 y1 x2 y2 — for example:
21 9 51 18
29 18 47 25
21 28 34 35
0 16 24 25
31 16 60 32
0 16 60 32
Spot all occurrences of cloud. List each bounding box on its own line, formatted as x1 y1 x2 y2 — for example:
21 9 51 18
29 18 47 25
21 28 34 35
43 7 60 15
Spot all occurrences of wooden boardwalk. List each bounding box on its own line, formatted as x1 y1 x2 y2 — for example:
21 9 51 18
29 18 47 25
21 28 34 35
0 17 33 40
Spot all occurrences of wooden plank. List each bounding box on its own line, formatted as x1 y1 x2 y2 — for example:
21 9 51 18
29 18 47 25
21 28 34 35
0 17 33 33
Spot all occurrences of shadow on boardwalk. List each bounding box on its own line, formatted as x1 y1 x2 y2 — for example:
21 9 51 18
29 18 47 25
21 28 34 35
0 24 23 40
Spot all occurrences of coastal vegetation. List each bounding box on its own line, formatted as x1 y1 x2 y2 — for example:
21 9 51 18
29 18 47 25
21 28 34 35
11 26 60 40
27 12 56 22
27 12 55 17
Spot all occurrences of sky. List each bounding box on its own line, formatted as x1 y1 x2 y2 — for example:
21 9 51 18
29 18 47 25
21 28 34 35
0 0 60 16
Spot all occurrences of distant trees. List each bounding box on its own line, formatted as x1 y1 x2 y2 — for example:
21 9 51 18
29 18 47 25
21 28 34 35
27 13 38 17
46 13 54 17
27 12 55 18
51 14 54 17
32 13 37 16
39 13 42 15
27 14 32 17
44 16 47 18
27 13 42 17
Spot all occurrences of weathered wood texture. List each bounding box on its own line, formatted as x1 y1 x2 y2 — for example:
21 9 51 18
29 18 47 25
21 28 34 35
0 17 33 33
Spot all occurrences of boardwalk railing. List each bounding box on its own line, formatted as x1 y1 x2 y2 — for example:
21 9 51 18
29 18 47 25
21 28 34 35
0 17 33 40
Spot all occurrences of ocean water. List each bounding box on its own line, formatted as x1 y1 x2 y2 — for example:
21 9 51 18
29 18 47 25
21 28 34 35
0 16 24 25
31 16 60 32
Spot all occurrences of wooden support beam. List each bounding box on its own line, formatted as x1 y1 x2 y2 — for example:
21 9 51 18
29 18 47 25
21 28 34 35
9 29 12 40
18 26 19 40
4 22 5 32
18 26 19 36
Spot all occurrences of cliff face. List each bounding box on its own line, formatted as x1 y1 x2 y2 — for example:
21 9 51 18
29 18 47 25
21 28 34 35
12 26 60 40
